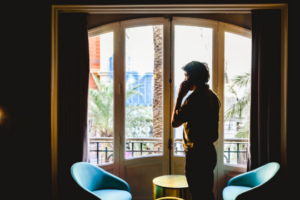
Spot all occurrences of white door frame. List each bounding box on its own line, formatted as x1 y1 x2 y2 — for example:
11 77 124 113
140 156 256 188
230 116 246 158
88 22 121 176
88 18 171 200
51 4 288 200
216 22 252 200
118 17 171 200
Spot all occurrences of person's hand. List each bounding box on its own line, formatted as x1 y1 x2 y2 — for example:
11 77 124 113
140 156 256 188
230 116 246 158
178 80 190 98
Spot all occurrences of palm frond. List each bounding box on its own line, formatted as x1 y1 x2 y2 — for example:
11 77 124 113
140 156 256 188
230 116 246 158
88 78 152 138
234 121 249 138
224 92 250 128
228 85 238 98
126 83 144 98
230 72 251 90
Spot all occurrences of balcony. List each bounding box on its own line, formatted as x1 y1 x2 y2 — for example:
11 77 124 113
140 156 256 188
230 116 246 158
224 138 248 165
89 137 164 165
89 137 248 166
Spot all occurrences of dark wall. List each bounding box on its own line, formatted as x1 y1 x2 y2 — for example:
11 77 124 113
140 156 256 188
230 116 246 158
2 1 296 199
88 14 251 30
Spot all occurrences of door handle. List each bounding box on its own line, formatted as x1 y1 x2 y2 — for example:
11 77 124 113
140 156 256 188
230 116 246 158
168 138 172 150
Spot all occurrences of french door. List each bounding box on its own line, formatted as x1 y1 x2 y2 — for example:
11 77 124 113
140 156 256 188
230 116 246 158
216 22 251 200
119 18 171 199
87 17 251 200
170 17 219 199
88 22 121 176
88 18 171 200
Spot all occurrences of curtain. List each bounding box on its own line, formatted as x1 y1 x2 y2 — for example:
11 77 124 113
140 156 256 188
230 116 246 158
57 13 92 200
247 9 282 198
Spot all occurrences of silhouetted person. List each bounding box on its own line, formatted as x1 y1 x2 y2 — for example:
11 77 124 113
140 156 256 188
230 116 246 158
171 61 220 200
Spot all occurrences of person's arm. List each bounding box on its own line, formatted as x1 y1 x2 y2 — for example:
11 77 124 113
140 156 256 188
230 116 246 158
211 96 221 143
171 95 184 128
171 80 190 128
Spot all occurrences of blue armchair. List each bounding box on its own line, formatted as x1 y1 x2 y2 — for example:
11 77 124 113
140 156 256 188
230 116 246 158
222 162 280 200
71 162 132 200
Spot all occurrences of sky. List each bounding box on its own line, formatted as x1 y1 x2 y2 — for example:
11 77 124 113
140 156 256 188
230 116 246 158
100 32 114 72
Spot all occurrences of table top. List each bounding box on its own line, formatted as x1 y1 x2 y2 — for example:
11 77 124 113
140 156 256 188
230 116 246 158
153 175 188 189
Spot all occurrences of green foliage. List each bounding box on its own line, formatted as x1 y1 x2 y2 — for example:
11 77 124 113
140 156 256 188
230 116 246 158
88 73 113 137
88 73 153 138
224 92 250 127
229 72 251 90
125 105 153 138
224 72 251 138
234 121 250 138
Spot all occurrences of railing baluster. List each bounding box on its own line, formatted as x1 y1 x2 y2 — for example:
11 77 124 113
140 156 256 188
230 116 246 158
105 147 108 163
132 142 134 157
245 144 248 164
244 144 246 164
97 142 99 164
148 143 152 154
237 143 240 164
227 147 231 163
140 142 143 156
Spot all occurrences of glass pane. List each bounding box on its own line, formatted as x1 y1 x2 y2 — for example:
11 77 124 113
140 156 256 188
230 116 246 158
223 32 251 165
88 32 114 165
173 25 213 156
125 25 163 159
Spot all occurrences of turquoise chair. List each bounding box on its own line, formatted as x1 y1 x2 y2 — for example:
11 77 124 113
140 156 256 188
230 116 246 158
71 162 132 200
222 162 280 200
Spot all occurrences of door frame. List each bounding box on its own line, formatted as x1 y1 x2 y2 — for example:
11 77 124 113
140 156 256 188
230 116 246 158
88 22 121 175
216 21 252 199
117 16 171 180
51 4 288 200
87 17 173 200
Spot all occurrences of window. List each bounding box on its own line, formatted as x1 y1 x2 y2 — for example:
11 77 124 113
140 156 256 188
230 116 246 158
125 25 163 159
88 32 115 165
223 31 251 166
87 18 251 167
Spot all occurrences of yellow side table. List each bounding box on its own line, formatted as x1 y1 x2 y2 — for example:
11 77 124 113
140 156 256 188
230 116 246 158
153 175 191 200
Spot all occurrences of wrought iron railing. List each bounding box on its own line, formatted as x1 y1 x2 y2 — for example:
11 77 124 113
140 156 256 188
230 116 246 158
89 137 248 165
223 138 248 165
172 138 249 165
90 143 113 164
89 137 164 164
125 138 163 158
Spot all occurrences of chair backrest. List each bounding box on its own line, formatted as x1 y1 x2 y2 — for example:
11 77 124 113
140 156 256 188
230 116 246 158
250 162 280 187
71 162 108 191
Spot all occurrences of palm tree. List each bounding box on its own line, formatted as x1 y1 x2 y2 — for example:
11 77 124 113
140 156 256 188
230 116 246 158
224 72 251 138
152 25 163 152
88 73 114 137
88 72 153 138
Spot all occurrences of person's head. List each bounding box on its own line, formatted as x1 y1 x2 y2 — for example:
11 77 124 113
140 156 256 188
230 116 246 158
181 61 210 89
